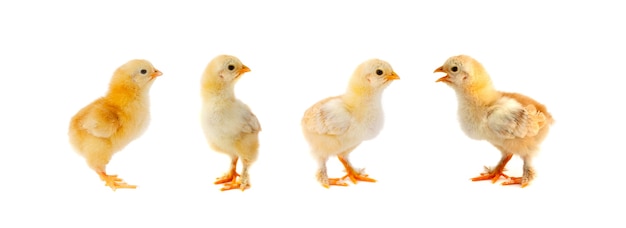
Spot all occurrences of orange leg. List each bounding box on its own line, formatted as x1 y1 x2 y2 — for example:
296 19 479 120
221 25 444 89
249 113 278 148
97 171 136 191
337 156 376 184
215 157 240 185
471 154 513 183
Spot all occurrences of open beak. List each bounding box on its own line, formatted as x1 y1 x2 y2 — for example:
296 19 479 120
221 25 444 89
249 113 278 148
385 71 400 81
433 66 450 83
151 69 163 79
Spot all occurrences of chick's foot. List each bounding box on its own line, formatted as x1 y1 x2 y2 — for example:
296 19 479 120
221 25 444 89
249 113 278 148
471 154 513 184
98 172 136 191
220 180 250 191
502 177 521 185
214 170 240 185
341 169 377 184
502 177 529 188
470 166 510 183
324 178 349 188
338 156 376 184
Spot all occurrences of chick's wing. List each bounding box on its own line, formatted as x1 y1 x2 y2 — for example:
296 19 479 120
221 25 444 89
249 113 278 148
241 109 261 134
302 97 351 136
486 97 545 139
79 102 121 138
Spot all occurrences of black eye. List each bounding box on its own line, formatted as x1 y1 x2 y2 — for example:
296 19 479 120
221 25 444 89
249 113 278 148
376 69 383 75
228 65 235 71
140 69 147 74
451 66 458 72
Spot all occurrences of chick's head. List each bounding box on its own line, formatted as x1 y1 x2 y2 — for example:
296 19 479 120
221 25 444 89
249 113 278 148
349 59 400 93
112 59 162 88
434 55 491 91
204 55 250 86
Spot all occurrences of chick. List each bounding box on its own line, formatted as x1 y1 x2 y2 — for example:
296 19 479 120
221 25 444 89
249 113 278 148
301 59 399 188
434 55 553 188
200 55 260 191
68 59 162 191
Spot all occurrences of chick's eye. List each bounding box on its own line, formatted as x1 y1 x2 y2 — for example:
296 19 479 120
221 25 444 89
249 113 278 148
228 65 235 71
376 69 383 76
140 69 147 74
451 66 458 72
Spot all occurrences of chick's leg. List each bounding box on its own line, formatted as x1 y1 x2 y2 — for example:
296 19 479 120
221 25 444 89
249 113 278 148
471 153 513 183
88 155 135 191
337 155 377 184
316 156 348 188
221 158 253 191
502 155 535 188
215 156 239 185
220 136 258 191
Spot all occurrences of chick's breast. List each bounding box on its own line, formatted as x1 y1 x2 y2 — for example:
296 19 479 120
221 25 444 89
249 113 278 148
201 101 249 143
358 105 384 141
120 100 151 141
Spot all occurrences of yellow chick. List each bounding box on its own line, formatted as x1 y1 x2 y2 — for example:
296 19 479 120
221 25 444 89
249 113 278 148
301 59 400 188
68 59 162 191
434 55 553 188
200 55 260 192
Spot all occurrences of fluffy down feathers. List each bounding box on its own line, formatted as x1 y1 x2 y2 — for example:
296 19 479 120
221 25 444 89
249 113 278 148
200 54 259 191
68 59 162 191
435 54 553 187
302 58 399 188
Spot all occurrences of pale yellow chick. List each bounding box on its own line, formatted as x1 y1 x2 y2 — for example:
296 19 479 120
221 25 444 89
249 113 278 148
68 59 162 191
200 55 260 191
434 55 554 188
301 59 400 188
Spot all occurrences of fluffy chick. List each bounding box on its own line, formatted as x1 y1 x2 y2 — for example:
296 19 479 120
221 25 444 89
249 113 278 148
69 59 162 191
434 55 554 188
301 59 400 188
200 55 260 191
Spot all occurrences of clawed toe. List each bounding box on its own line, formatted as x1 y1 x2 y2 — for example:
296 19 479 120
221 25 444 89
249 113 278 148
98 172 136 191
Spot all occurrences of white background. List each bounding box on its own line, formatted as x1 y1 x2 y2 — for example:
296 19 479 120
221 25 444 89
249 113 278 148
1 0 624 227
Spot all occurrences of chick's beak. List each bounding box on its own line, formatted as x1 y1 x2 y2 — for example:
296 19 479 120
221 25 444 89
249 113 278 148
151 69 163 79
433 66 450 83
385 71 400 81
239 65 251 75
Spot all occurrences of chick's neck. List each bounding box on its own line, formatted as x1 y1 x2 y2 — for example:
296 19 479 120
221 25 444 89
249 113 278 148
202 81 236 103
457 82 499 107
106 80 150 107
343 84 383 110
